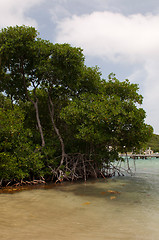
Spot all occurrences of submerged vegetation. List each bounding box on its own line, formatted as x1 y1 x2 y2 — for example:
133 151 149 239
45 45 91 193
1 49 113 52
0 25 153 187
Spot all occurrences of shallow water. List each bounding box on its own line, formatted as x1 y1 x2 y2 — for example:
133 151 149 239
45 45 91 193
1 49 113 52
1 158 159 240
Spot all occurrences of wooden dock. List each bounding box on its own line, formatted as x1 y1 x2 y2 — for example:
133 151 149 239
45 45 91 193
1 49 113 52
120 154 159 159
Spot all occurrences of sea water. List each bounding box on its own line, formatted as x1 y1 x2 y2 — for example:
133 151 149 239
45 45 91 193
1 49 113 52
1 158 159 240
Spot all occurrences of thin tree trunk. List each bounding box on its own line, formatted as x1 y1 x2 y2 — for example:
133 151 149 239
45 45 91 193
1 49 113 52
26 92 45 148
48 93 65 165
21 62 45 148
33 100 45 147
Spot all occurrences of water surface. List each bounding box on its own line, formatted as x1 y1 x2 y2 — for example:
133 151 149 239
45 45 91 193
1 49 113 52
1 158 159 240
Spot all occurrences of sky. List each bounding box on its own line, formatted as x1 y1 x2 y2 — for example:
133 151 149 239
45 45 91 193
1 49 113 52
0 0 159 134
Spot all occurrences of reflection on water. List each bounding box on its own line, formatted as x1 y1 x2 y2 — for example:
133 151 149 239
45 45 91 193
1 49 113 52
1 158 159 240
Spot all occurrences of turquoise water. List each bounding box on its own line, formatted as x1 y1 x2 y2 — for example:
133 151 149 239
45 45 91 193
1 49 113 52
1 158 159 240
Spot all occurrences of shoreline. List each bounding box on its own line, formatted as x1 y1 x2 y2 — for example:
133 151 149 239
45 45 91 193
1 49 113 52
0 178 108 194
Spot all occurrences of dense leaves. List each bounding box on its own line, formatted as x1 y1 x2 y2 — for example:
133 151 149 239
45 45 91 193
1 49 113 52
0 26 153 186
145 134 159 152
61 76 153 155
0 95 44 183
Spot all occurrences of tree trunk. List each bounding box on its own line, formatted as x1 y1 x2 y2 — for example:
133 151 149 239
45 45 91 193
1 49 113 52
48 93 65 165
33 100 45 147
21 63 45 148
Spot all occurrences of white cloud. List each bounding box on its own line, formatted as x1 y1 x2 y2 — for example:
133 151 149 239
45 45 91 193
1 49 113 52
55 11 159 133
55 11 159 63
50 4 71 23
0 0 44 28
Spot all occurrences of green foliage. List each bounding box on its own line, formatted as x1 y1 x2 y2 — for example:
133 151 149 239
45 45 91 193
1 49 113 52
0 25 51 98
40 43 85 100
61 75 153 156
0 25 153 185
145 134 159 152
0 25 53 147
0 97 44 182
0 25 38 99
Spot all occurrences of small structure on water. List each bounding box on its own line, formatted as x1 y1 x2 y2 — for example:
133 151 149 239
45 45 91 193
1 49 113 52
120 147 159 159
144 147 153 155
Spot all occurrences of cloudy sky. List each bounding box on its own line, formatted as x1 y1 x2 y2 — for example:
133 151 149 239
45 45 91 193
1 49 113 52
1 0 159 133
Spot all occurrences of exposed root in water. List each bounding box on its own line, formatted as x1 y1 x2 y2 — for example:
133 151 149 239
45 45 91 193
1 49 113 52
48 153 131 183
0 154 134 189
15 179 46 186
3 178 46 188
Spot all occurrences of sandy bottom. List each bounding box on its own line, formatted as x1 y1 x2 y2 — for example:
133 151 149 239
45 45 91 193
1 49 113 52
1 175 159 240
